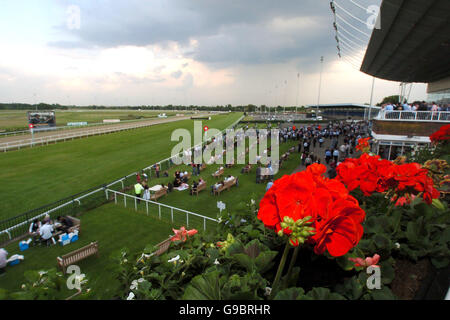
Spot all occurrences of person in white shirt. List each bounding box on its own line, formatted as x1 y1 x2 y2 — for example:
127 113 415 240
0 248 8 275
39 222 54 241
333 149 340 162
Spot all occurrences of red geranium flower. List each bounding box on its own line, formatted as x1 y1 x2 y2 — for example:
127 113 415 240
430 124 450 144
258 165 366 257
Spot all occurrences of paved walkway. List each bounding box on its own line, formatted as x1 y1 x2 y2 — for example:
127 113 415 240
291 134 362 174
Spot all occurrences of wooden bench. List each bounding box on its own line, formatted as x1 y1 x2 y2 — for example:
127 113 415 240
151 188 167 201
191 182 207 196
154 238 172 256
225 163 234 168
57 242 99 273
212 168 224 178
213 178 237 195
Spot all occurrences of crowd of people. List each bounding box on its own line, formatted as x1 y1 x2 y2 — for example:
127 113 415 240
27 214 75 246
276 121 369 179
381 101 448 112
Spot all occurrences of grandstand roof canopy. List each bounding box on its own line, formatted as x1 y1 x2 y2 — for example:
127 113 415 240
306 103 381 109
360 0 450 83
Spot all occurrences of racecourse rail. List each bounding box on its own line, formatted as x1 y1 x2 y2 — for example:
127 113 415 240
0 114 211 152
0 115 244 244
376 110 450 122
108 190 219 231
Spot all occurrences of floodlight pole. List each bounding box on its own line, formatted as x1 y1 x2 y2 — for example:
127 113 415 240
317 56 324 117
368 77 375 120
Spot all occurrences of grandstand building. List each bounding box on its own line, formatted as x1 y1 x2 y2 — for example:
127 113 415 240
305 103 381 121
360 0 450 159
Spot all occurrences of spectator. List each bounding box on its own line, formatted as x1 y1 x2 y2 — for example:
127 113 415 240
143 185 150 201
136 173 141 183
333 149 339 162
56 216 74 234
155 164 160 178
0 248 7 276
266 179 274 191
134 182 144 203
39 221 54 246
29 219 41 235
305 155 312 168
325 149 332 164
256 165 262 184
328 168 337 179
190 181 199 195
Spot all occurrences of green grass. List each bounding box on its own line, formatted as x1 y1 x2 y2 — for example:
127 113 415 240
0 113 243 219
116 137 301 220
0 109 187 131
1 135 303 300
0 203 175 299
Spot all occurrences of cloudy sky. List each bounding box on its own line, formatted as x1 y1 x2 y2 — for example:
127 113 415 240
0 0 428 107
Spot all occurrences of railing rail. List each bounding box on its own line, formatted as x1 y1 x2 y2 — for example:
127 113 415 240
108 190 218 231
376 110 450 122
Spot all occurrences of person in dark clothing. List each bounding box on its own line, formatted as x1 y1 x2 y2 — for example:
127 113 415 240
256 166 262 184
57 216 74 233
328 168 337 179
190 181 199 195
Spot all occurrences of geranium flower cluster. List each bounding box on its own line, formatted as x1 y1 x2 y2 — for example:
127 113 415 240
336 153 440 205
429 124 450 144
356 137 371 153
258 164 366 257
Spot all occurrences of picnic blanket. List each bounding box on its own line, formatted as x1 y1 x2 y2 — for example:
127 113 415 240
174 184 189 191
149 185 163 192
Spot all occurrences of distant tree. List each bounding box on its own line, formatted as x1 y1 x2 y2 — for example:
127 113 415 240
378 95 405 106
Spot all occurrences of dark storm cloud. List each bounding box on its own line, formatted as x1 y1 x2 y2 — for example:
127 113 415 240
52 0 340 68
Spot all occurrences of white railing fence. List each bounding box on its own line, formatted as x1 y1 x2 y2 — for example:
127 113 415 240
107 190 218 231
377 110 450 122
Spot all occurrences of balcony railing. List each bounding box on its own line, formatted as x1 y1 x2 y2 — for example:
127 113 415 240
376 110 450 122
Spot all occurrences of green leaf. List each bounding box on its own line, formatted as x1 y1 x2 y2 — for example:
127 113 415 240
431 199 445 211
274 287 308 300
369 286 397 300
431 256 450 269
306 287 346 300
182 271 222 300
233 253 254 272
254 251 278 273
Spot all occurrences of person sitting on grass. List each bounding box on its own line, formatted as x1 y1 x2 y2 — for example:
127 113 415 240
56 216 73 234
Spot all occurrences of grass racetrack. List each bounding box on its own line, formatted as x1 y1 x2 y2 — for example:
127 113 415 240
0 113 243 219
